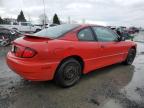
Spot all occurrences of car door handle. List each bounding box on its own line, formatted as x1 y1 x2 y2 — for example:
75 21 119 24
101 45 105 48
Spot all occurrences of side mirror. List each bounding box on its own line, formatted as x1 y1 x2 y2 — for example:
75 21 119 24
121 36 126 41
117 36 125 41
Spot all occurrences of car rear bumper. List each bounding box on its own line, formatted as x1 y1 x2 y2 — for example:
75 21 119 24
7 52 59 81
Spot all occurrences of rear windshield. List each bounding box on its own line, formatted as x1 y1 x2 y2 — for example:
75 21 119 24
34 24 79 39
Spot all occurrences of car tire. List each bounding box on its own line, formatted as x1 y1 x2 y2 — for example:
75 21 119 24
54 58 82 87
123 48 136 65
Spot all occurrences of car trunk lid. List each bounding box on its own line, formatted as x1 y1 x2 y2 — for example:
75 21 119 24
11 35 52 58
24 34 53 40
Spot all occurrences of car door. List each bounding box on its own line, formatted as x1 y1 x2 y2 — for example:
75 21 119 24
20 22 30 32
76 27 102 73
92 26 127 67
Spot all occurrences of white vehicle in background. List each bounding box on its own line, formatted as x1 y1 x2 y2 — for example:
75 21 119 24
0 22 41 33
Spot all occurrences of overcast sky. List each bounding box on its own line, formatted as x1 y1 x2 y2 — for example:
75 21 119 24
0 0 144 26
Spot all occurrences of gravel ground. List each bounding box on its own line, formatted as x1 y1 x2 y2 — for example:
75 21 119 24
0 32 144 108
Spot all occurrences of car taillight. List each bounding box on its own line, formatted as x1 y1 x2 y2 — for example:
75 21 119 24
15 47 23 57
22 48 37 58
12 45 37 58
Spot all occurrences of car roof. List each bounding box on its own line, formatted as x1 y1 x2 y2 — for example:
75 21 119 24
72 24 105 32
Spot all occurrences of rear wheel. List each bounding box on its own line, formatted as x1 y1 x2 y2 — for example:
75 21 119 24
54 59 82 87
123 48 136 65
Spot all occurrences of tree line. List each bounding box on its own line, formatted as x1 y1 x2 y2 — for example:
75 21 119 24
0 10 60 25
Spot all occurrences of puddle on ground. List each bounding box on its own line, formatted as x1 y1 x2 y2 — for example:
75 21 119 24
100 43 144 108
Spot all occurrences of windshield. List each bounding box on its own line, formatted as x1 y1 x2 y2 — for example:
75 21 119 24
33 24 79 39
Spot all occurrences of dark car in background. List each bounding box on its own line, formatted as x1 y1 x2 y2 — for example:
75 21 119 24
0 27 23 46
108 26 135 41
128 27 139 34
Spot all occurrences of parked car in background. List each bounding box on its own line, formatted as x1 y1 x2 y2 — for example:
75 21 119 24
7 24 137 87
0 27 23 46
0 22 41 33
49 23 59 27
117 26 127 33
107 26 117 32
43 24 59 28
108 26 134 41
128 27 139 34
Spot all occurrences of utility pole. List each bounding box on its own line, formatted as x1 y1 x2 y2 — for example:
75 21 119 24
28 14 31 22
43 0 46 28
68 16 71 24
82 19 85 24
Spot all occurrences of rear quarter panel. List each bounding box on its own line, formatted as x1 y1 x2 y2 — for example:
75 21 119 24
47 32 101 74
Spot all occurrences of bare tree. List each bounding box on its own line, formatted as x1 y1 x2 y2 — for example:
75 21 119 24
39 14 48 27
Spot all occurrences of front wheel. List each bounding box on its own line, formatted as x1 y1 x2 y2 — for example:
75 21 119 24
123 48 136 65
54 59 82 87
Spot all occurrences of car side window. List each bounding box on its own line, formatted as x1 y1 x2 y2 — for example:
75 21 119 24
78 28 95 41
92 27 118 42
21 23 28 26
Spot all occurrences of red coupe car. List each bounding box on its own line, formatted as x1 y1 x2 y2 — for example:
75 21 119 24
7 24 137 87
